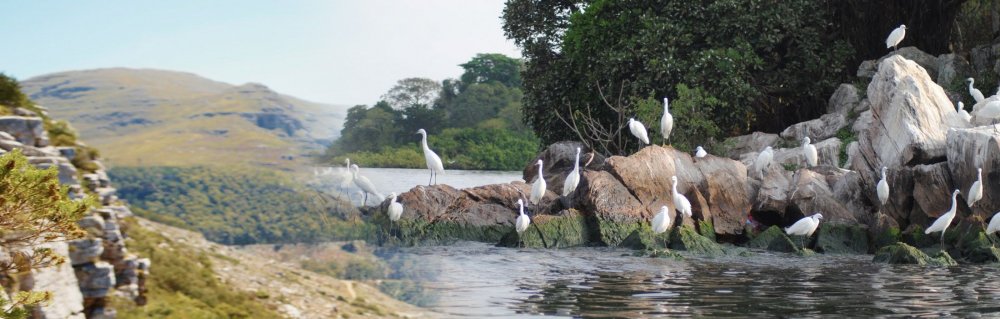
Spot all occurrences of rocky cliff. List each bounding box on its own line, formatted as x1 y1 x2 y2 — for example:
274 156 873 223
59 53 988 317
373 47 1000 264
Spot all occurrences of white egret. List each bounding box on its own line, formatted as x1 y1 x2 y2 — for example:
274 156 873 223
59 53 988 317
877 166 890 209
885 24 906 51
515 199 531 234
351 164 379 206
695 146 707 158
387 192 403 236
752 146 774 179
562 148 581 197
387 192 403 222
802 137 818 167
785 213 824 248
530 159 547 205
671 176 692 218
331 158 354 196
416 129 445 185
628 118 650 145
925 189 961 245
968 168 984 207
968 78 985 104
660 97 673 145
976 101 1000 132
651 205 672 248
987 212 1000 237
957 101 972 123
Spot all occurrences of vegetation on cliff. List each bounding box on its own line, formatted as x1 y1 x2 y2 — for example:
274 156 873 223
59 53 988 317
323 53 539 171
0 150 94 319
110 166 373 245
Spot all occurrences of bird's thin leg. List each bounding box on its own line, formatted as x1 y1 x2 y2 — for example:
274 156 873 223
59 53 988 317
364 193 368 206
940 230 946 248
428 172 433 186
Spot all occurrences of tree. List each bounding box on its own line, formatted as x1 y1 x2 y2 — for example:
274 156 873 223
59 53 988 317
459 53 524 89
380 78 442 110
0 150 93 317
0 74 30 109
504 0 853 155
448 82 523 128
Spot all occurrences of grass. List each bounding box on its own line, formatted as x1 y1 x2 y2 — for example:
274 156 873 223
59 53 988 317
110 217 281 319
835 127 857 167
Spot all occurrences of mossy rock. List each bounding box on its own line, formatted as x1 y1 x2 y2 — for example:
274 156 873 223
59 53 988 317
815 223 868 254
959 231 1000 263
642 248 684 259
593 214 643 247
669 226 725 256
498 211 590 248
620 223 673 250
746 226 798 253
383 217 511 246
872 242 958 266
902 224 945 248
797 248 817 257
697 220 717 242
872 227 900 251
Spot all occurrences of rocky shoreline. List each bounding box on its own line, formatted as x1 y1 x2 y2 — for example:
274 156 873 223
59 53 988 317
367 50 1000 266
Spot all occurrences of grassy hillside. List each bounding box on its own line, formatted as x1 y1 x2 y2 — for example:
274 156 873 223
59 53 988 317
20 68 348 168
109 166 373 245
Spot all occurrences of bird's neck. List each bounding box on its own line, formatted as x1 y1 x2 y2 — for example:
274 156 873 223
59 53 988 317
573 152 580 170
949 193 959 213
672 182 678 194
420 133 429 150
537 164 544 177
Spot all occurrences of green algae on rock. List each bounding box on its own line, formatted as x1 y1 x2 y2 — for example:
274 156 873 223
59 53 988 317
873 242 957 266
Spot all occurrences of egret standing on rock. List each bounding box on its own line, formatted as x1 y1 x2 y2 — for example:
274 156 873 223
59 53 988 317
387 192 403 235
753 146 774 179
968 78 986 104
351 164 379 206
416 129 445 186
671 176 692 218
530 159 547 205
785 213 824 248
660 97 673 145
562 148 581 197
628 118 650 145
695 146 707 158
885 24 906 51
968 168 984 208
651 205 672 248
926 189 961 246
515 199 531 233
802 137 818 167
957 101 972 123
877 166 890 210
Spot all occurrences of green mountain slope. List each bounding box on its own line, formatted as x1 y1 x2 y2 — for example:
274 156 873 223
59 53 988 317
20 68 347 168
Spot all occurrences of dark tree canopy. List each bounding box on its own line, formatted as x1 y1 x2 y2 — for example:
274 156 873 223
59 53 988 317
380 77 442 110
459 53 524 88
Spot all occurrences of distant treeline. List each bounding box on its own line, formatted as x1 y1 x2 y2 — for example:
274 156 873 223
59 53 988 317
110 166 373 245
323 53 539 171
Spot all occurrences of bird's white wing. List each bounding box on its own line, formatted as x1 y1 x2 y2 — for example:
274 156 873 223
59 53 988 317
924 213 953 234
877 179 889 205
785 218 811 236
562 170 580 197
674 193 692 217
987 213 1000 234
516 214 531 233
652 210 671 234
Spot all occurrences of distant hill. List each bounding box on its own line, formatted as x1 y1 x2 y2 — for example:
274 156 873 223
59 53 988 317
20 68 348 168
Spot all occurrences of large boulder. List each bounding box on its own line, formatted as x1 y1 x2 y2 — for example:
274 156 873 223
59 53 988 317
692 156 751 236
827 84 860 115
522 141 606 196
0 116 47 147
73 262 116 298
497 209 589 248
720 132 779 159
31 242 85 319
765 138 842 169
747 226 798 253
780 113 847 142
945 127 1000 219
936 53 973 86
576 170 648 246
873 242 957 266
787 168 857 224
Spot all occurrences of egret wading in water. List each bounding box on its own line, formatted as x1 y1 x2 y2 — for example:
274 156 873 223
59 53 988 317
968 78 986 104
671 176 692 219
885 24 906 51
416 129 445 186
562 148 581 198
515 199 531 247
802 137 818 167
387 192 403 236
785 213 824 249
957 101 972 123
925 189 961 246
877 166 890 211
530 159 547 206
753 146 774 179
651 205 672 248
967 168 984 207
976 101 1000 132
660 97 673 145
628 118 650 145
351 164 379 206
695 146 707 158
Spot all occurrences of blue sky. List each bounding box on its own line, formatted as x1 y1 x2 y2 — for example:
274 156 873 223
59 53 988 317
0 1 521 106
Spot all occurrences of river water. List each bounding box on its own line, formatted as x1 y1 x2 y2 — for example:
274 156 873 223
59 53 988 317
320 168 1000 317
